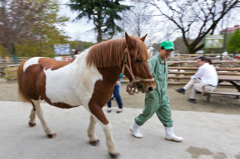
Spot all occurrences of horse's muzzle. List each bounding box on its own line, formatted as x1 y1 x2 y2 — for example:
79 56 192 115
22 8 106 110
126 78 155 95
147 86 154 92
132 81 154 94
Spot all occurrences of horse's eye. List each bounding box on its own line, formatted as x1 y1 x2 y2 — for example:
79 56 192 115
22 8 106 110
135 59 141 63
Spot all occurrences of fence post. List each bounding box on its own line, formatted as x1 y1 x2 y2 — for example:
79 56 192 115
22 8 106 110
203 35 206 57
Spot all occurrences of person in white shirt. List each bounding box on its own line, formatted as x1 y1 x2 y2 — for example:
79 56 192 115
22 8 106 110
175 56 218 103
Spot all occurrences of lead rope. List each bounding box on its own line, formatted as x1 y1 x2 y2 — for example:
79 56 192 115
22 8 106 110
121 51 139 95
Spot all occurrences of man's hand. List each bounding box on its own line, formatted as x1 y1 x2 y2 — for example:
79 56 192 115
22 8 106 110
115 81 120 86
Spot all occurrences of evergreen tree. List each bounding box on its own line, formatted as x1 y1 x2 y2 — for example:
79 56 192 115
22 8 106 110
68 0 131 43
227 29 240 53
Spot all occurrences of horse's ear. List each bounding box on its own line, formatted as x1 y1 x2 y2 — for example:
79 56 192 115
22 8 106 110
125 32 136 49
140 34 148 42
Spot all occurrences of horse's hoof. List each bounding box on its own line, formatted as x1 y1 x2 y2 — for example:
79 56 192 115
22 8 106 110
108 152 120 159
90 139 100 146
28 122 36 127
47 133 57 139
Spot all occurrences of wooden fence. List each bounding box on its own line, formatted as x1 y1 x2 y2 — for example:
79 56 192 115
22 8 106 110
3 64 19 80
121 59 240 85
1 56 240 84
167 68 240 85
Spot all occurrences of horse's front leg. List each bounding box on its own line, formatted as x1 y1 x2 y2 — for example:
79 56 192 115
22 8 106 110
102 122 119 158
88 115 100 146
88 104 119 158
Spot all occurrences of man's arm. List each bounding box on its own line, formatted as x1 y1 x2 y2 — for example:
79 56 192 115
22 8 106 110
191 66 204 79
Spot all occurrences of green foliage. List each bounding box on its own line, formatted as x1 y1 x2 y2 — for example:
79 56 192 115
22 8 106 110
227 29 240 53
16 0 70 57
68 0 131 42
0 46 5 57
0 0 71 57
71 41 94 51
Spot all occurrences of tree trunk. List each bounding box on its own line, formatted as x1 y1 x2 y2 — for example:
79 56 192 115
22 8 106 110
5 47 10 56
188 47 195 54
5 43 18 63
10 44 19 64
97 27 102 43
6 43 16 56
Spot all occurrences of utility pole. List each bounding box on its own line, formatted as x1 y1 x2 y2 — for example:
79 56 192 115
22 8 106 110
221 27 227 60
122 12 125 37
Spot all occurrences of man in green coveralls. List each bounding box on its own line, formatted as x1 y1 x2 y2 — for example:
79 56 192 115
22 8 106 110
130 41 183 142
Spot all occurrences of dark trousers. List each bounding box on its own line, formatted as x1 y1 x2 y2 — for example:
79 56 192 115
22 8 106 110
107 85 123 109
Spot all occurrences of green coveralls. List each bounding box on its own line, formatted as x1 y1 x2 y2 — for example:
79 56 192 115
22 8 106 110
135 54 173 127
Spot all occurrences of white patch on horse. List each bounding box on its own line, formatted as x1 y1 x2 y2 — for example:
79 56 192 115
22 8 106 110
23 57 43 72
44 49 102 107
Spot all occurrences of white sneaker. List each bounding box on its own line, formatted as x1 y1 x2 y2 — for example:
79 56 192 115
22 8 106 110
164 127 183 142
130 121 143 138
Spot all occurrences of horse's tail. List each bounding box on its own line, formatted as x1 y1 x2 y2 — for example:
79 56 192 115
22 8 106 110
17 60 31 103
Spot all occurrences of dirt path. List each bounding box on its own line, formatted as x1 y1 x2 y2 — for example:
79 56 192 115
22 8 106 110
1 79 240 115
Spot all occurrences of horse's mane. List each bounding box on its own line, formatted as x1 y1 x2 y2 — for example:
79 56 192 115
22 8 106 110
86 37 149 68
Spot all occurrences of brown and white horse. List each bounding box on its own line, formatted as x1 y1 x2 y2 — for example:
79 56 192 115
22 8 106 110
17 33 156 158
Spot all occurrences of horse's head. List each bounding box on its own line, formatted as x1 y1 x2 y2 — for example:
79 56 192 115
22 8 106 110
122 33 156 94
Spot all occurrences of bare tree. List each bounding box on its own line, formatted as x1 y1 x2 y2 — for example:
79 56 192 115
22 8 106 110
123 0 154 37
0 0 46 56
116 0 160 49
150 0 240 53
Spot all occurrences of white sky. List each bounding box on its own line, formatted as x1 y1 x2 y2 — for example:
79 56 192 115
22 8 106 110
57 0 168 45
57 0 239 45
58 0 97 43
58 0 169 45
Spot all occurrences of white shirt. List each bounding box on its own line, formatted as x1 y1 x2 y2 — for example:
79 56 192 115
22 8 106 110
191 63 218 86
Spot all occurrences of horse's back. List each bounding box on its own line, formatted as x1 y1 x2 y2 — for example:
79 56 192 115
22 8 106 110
17 53 102 108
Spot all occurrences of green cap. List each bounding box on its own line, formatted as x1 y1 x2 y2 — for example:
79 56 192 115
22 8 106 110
160 41 175 50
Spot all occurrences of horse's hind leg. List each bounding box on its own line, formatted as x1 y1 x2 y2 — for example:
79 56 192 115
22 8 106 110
28 105 36 127
31 99 56 138
88 115 100 146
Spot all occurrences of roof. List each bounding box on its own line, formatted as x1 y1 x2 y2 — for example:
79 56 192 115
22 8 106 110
221 25 240 32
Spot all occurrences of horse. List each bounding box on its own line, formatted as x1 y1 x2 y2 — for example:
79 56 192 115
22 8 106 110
17 32 156 158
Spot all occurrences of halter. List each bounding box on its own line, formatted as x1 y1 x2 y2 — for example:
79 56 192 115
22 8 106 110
121 49 155 95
